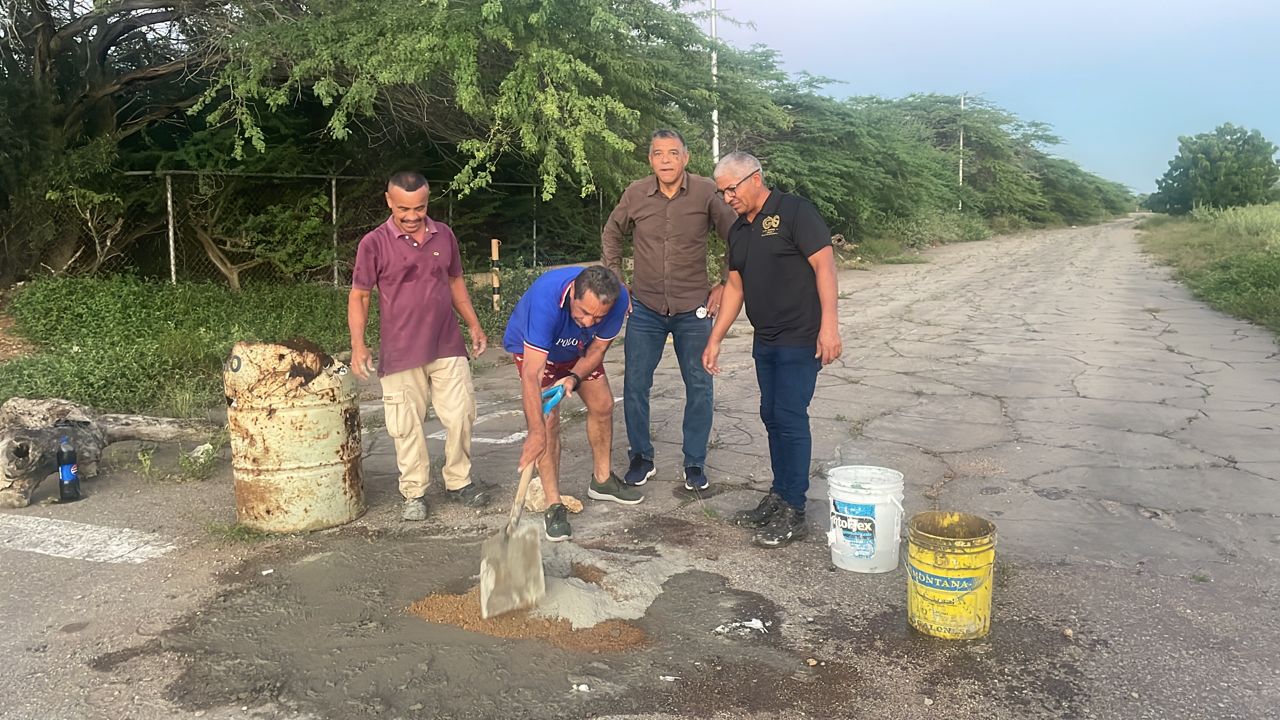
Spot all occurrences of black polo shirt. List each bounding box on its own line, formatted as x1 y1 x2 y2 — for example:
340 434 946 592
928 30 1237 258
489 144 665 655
727 189 832 346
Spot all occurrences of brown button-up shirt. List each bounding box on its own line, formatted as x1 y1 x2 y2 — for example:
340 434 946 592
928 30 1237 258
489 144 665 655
601 172 739 315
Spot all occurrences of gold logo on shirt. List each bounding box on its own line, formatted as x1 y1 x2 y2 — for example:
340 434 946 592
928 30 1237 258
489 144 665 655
761 214 781 236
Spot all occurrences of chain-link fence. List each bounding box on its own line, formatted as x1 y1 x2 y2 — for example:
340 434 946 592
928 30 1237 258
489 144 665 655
99 171 609 287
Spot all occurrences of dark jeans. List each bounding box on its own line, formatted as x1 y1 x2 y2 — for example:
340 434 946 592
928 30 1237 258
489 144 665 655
623 300 714 469
753 340 821 512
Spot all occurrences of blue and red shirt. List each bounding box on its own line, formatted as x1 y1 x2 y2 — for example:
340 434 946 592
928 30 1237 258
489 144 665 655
502 266 628 363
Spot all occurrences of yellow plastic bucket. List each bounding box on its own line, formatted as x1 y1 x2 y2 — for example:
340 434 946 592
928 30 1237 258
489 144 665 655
906 511 997 640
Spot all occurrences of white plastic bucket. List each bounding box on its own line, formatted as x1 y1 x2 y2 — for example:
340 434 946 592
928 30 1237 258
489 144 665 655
826 465 905 573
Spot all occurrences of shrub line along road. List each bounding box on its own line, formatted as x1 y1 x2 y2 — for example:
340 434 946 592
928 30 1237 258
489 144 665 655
1 217 1277 719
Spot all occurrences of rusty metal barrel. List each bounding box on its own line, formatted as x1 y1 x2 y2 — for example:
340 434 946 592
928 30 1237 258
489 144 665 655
223 340 364 532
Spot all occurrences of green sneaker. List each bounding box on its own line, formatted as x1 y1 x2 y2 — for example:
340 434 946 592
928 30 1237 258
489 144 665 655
544 503 572 542
587 472 644 505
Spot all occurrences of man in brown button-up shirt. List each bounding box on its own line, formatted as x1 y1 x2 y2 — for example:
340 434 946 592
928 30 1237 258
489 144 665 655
601 129 738 491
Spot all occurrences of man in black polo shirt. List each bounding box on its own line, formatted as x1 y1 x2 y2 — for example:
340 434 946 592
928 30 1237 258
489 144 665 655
702 151 843 548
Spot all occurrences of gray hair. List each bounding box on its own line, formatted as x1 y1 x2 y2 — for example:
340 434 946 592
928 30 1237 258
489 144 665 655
649 129 687 152
573 265 623 306
713 151 763 181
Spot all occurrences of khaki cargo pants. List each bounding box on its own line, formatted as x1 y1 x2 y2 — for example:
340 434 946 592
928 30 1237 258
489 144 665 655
380 355 476 499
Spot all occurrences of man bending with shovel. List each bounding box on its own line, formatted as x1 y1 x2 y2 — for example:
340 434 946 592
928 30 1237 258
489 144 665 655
504 265 643 543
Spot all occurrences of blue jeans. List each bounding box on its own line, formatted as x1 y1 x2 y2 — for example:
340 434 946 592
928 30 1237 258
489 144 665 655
753 340 821 512
623 300 714 469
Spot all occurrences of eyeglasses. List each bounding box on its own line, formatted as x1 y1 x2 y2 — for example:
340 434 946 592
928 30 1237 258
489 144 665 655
716 169 759 199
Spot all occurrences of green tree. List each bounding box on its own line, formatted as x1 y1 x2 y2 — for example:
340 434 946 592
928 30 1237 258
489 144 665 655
1030 154 1133 225
0 0 232 283
201 0 736 200
880 94 1050 220
159 112 352 290
744 84 958 240
1 0 1140 287
1148 123 1280 214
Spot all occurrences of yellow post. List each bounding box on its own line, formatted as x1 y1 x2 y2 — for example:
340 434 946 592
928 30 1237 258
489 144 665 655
490 238 501 312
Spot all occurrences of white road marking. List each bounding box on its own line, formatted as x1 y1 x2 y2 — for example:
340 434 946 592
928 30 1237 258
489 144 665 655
0 514 176 564
428 396 624 445
430 410 527 445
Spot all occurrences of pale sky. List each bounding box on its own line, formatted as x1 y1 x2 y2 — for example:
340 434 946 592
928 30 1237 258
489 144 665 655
711 0 1279 192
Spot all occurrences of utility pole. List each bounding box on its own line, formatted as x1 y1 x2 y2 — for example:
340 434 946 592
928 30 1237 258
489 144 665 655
710 0 720 162
958 93 965 211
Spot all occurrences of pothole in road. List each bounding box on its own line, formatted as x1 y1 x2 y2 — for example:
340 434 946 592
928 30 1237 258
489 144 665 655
124 539 813 720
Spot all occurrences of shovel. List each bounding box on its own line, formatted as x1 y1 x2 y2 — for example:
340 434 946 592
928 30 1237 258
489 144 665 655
478 384 566 619
479 462 544 619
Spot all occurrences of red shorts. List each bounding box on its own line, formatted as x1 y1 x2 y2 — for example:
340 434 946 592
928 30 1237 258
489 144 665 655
512 354 605 390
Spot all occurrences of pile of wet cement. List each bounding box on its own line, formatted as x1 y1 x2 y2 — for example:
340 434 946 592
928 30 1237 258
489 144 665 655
408 586 648 652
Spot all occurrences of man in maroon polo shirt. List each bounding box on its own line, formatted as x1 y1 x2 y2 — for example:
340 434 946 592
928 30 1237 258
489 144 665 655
348 171 491 521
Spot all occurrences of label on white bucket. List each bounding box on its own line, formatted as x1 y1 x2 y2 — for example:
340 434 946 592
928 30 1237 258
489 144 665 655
832 500 876 558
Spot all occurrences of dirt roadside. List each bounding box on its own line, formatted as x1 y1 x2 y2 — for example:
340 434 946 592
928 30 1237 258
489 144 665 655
0 302 34 363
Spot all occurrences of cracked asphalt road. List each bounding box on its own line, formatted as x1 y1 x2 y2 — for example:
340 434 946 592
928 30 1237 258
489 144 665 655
2 218 1277 720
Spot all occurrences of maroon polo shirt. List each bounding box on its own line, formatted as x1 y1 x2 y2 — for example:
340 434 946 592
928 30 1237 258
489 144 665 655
352 216 467 377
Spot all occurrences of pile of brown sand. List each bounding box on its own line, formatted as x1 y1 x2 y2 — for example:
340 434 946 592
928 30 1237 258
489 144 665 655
408 587 648 652
570 562 605 586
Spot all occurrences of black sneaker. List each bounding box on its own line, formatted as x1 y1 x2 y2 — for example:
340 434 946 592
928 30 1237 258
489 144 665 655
544 503 572 542
446 482 491 508
731 492 783 528
624 454 656 486
753 504 806 548
683 466 709 491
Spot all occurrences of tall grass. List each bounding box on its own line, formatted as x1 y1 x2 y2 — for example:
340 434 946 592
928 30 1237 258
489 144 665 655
1190 205 1280 251
0 271 538 415
1140 205 1280 336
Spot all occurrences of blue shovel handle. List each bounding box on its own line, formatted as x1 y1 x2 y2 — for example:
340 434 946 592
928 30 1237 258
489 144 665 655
541 384 566 415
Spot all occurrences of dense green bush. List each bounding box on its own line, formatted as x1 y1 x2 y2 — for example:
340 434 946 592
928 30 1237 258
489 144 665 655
8 277 360 352
1190 204 1280 249
880 209 991 249
1188 251 1280 334
0 270 552 414
1139 204 1280 337
1 278 368 414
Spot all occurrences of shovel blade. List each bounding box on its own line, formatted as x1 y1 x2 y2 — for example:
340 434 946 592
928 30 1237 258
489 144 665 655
479 522 545 619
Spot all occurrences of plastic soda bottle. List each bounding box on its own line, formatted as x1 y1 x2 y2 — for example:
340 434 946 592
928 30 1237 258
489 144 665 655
57 435 81 502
